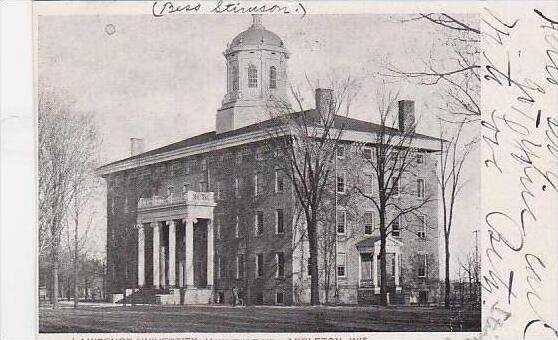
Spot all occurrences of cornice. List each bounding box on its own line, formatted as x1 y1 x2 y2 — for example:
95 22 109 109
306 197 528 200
97 126 441 177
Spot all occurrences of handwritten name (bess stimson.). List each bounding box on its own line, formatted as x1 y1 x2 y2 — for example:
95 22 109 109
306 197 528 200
152 1 307 18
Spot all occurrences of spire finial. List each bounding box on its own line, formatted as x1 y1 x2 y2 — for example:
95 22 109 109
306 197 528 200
251 14 263 28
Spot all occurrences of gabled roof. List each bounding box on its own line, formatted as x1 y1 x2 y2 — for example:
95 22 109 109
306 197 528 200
355 235 404 250
98 109 440 175
355 236 382 248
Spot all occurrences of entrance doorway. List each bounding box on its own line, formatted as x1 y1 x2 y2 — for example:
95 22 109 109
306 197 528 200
193 219 208 287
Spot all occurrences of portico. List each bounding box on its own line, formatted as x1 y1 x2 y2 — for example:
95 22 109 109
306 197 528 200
356 236 402 294
135 191 216 304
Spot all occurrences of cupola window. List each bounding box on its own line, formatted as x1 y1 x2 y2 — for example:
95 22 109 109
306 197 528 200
248 65 258 88
232 65 239 91
269 66 277 89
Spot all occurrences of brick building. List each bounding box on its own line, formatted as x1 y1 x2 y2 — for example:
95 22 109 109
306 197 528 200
98 15 440 306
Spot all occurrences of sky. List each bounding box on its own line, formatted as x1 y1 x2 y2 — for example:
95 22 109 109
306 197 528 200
38 13 480 277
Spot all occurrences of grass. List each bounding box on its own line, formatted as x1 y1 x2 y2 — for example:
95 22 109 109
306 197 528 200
39 303 481 333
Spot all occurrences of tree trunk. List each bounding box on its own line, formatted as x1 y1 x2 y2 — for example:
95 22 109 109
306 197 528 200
74 217 79 308
444 235 450 308
323 235 330 305
379 230 388 306
307 217 320 306
468 262 472 303
378 205 388 306
51 249 59 309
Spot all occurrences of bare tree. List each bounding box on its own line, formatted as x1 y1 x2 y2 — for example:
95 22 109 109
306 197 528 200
38 87 99 308
64 173 101 308
355 87 435 306
265 76 361 305
383 14 480 120
437 119 478 308
457 247 481 307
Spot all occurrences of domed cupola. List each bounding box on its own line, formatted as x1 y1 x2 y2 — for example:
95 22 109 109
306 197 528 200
216 14 290 134
226 15 289 55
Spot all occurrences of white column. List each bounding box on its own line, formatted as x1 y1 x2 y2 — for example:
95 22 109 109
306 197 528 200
395 252 400 287
168 220 176 287
152 222 160 288
373 249 379 288
184 218 195 288
137 224 145 287
358 253 362 288
206 219 214 287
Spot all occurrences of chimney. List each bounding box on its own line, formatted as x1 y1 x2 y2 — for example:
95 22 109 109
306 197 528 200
130 138 145 157
315 88 334 123
398 100 415 132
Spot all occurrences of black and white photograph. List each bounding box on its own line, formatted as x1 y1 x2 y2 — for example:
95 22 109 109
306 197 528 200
36 4 484 334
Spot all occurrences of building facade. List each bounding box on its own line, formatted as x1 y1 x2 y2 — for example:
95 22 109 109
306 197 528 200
98 15 440 306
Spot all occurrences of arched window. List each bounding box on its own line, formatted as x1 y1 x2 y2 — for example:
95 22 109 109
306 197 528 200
269 66 277 89
232 65 239 91
248 65 258 88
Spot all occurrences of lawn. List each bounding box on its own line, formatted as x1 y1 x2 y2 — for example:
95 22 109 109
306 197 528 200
39 303 481 333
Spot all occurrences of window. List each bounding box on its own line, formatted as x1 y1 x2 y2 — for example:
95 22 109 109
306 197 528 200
336 171 346 194
390 151 400 163
199 180 208 192
255 292 264 304
418 254 427 277
255 147 264 161
201 159 207 171
254 173 263 196
337 253 346 277
418 215 427 239
256 253 264 277
365 174 373 196
275 170 284 193
392 216 400 237
337 210 346 234
269 66 277 89
255 211 264 236
236 255 245 279
416 153 424 164
275 291 284 304
364 212 374 235
218 256 225 279
235 177 242 198
232 65 239 91
184 162 190 175
215 216 221 240
124 197 129 213
337 146 345 159
235 151 243 165
417 178 425 198
363 147 372 160
235 215 240 238
216 181 222 200
392 178 399 197
276 209 284 234
276 252 285 277
248 65 258 88
182 182 190 194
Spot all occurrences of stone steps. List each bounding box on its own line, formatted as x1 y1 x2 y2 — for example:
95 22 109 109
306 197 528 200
357 288 406 305
119 287 213 305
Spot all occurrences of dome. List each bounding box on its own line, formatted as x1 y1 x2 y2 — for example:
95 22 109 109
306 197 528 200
228 15 286 51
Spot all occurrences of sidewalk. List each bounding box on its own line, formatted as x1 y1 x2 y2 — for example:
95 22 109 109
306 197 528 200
40 300 122 309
